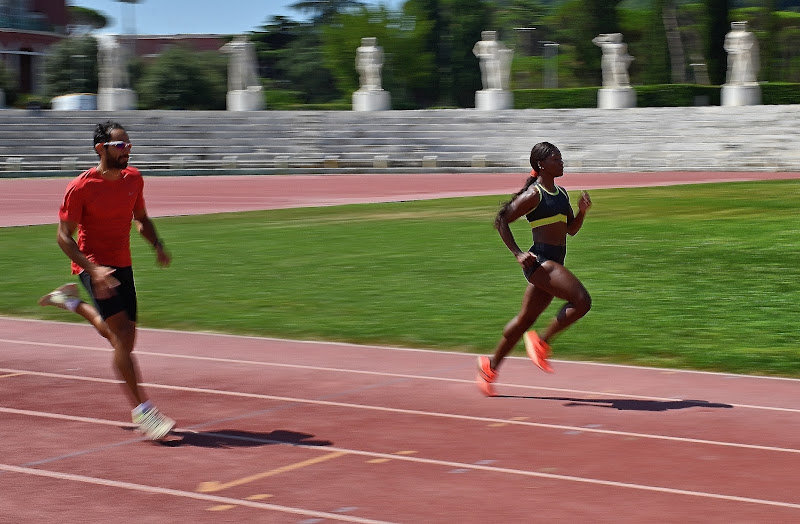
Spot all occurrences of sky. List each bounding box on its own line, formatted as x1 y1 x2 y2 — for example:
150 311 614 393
67 0 398 35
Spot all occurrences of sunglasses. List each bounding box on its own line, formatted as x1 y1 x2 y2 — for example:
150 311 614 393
103 141 132 149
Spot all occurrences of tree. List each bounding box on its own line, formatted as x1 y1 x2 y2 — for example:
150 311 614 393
321 6 436 108
662 0 687 83
637 0 673 84
290 0 366 23
67 6 109 34
402 0 492 107
561 0 623 86
705 0 730 85
43 36 98 97
136 46 227 109
0 60 18 106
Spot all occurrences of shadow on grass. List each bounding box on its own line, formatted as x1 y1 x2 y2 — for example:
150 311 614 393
493 396 734 412
160 429 333 448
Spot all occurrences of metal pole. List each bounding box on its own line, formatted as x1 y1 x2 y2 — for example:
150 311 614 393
543 41 559 88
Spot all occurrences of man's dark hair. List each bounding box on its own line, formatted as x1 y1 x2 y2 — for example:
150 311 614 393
93 120 125 146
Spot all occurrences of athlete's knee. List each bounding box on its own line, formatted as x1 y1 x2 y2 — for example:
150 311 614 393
575 290 592 315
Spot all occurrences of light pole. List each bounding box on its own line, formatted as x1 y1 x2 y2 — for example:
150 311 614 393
542 41 559 89
115 0 142 55
513 27 536 56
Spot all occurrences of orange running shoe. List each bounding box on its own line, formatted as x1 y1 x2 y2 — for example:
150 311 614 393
476 356 497 396
523 331 553 373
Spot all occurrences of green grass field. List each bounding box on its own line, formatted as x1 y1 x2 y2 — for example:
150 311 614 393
3 179 799 377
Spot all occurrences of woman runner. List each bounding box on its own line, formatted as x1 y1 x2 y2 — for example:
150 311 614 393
477 141 593 396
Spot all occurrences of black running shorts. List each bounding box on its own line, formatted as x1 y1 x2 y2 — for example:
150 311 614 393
79 266 138 321
523 243 567 281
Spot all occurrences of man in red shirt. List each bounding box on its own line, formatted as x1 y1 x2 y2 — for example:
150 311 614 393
39 120 175 440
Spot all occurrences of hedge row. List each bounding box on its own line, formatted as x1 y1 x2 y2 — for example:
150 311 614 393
513 83 800 109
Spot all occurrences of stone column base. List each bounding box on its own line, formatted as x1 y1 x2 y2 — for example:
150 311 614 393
475 89 513 110
227 87 264 111
598 87 636 109
721 84 761 106
98 88 137 111
352 89 391 111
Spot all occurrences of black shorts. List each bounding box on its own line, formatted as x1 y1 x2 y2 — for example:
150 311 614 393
523 243 567 281
79 266 137 322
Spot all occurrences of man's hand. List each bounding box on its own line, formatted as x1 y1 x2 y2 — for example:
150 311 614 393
90 266 120 299
155 246 171 268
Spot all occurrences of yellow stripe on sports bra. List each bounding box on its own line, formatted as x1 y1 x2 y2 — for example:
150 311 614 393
529 214 567 228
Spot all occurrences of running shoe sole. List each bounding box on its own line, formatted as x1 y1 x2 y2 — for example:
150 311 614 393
523 331 554 373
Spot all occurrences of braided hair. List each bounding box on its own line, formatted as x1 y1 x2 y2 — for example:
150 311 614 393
495 142 559 229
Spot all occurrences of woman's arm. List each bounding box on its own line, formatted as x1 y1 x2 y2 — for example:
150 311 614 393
496 187 540 269
567 190 592 236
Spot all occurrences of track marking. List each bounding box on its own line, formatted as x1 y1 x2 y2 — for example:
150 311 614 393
0 372 25 379
196 451 347 493
5 316 800 383
208 505 236 511
3 375 800 456
0 406 136 428
0 463 396 523
4 426 800 511
246 494 273 500
367 451 416 464
2 338 799 414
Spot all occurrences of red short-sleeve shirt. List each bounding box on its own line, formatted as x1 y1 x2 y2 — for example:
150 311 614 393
58 167 146 274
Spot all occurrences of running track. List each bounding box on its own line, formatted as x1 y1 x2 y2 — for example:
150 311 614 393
3 171 800 522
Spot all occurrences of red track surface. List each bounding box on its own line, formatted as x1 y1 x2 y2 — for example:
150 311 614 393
3 171 800 522
3 170 800 227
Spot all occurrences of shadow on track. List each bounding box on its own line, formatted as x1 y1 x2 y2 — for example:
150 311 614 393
493 396 734 412
161 429 333 448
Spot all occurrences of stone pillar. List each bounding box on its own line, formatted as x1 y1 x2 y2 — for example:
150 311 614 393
353 37 391 111
96 35 137 111
593 33 636 109
473 31 513 110
221 36 265 111
721 21 761 107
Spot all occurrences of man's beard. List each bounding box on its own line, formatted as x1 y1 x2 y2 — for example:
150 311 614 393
108 156 129 170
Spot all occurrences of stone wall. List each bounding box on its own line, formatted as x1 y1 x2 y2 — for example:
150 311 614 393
1 105 799 175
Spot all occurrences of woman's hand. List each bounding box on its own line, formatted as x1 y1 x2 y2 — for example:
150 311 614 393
516 251 539 271
578 190 592 212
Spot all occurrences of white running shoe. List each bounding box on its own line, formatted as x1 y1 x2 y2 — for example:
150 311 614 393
132 404 176 441
37 283 80 309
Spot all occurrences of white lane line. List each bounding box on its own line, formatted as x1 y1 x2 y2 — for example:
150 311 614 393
4 316 800 384
0 406 136 428
2 338 799 415
2 368 799 455
3 413 800 511
0 463 395 523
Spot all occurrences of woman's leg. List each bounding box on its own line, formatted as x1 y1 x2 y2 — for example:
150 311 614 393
490 283 554 370
529 261 591 344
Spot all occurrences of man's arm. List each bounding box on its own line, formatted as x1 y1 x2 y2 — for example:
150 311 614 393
133 208 171 267
56 219 119 298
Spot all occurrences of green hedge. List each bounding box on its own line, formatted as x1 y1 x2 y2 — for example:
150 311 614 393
514 83 800 109
761 82 800 105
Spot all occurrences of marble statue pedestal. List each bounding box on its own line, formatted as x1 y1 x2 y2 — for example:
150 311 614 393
598 87 636 109
721 84 761 106
352 89 391 111
52 94 97 110
475 89 513 110
227 87 264 111
98 88 137 111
